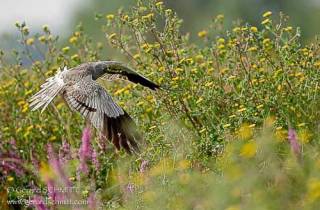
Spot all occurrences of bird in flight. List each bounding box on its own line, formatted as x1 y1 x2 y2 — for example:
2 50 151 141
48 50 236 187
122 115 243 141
29 61 159 154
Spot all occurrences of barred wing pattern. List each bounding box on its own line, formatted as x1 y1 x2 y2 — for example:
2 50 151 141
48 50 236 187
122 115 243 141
92 61 160 90
64 76 140 153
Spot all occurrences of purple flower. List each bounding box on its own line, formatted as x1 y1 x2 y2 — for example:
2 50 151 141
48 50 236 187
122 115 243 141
31 195 48 210
59 139 71 163
88 192 97 209
47 144 71 187
140 160 149 173
92 149 100 170
126 183 135 193
47 180 57 201
78 127 92 175
288 128 301 157
0 140 25 176
80 127 92 157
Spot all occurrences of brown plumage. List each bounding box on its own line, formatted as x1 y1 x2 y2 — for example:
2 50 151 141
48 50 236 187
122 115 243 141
29 61 159 154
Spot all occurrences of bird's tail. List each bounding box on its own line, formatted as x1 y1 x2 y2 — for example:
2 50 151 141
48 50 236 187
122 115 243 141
101 111 141 154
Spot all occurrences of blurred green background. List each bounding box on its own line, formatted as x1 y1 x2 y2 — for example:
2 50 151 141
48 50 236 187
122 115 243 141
1 0 320 50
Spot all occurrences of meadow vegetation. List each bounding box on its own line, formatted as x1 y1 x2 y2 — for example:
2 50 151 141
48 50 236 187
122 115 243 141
1 0 320 209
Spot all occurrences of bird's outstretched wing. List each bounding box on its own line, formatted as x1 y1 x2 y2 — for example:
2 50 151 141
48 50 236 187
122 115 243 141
92 61 160 90
64 75 140 154
29 67 68 112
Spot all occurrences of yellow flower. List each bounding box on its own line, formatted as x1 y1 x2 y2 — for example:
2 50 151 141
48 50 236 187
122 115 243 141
233 27 241 33
195 54 204 62
178 159 191 170
248 47 257 52
306 178 320 203
284 26 293 32
261 18 271 25
165 9 172 15
198 30 208 38
218 44 225 49
205 81 213 87
114 87 126 95
249 124 256 128
7 176 14 182
22 26 29 35
256 104 264 109
69 36 78 44
133 53 140 59
106 14 114 20
298 129 311 144
108 33 116 40
71 54 79 61
172 77 179 81
18 100 26 106
237 108 246 113
314 61 320 67
142 13 154 21
240 141 257 158
49 136 57 141
26 38 34 45
196 97 203 104
149 125 157 130
42 24 50 32
263 38 270 45
26 125 34 132
158 77 164 84
275 128 287 142
216 14 224 20
155 1 164 7
238 123 253 140
241 27 248 31
39 162 55 181
62 46 70 53
74 31 81 37
223 123 231 128
262 11 272 18
22 105 29 113
217 38 225 44
38 35 46 43
250 26 258 33
25 89 33 96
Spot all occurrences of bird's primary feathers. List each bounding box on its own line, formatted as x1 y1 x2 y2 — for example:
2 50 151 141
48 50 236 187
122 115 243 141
29 61 160 154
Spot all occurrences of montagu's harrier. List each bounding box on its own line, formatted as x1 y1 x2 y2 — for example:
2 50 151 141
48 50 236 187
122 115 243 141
29 61 159 154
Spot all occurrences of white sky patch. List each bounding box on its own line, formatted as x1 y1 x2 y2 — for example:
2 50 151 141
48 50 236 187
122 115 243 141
0 0 88 34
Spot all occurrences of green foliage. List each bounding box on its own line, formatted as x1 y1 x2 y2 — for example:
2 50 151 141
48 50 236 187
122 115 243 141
1 0 320 209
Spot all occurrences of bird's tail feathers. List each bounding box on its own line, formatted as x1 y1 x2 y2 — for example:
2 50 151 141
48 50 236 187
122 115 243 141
101 112 141 154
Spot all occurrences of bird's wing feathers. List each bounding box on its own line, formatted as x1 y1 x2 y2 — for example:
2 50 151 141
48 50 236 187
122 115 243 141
65 76 124 118
64 75 140 153
29 67 68 112
93 61 160 90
